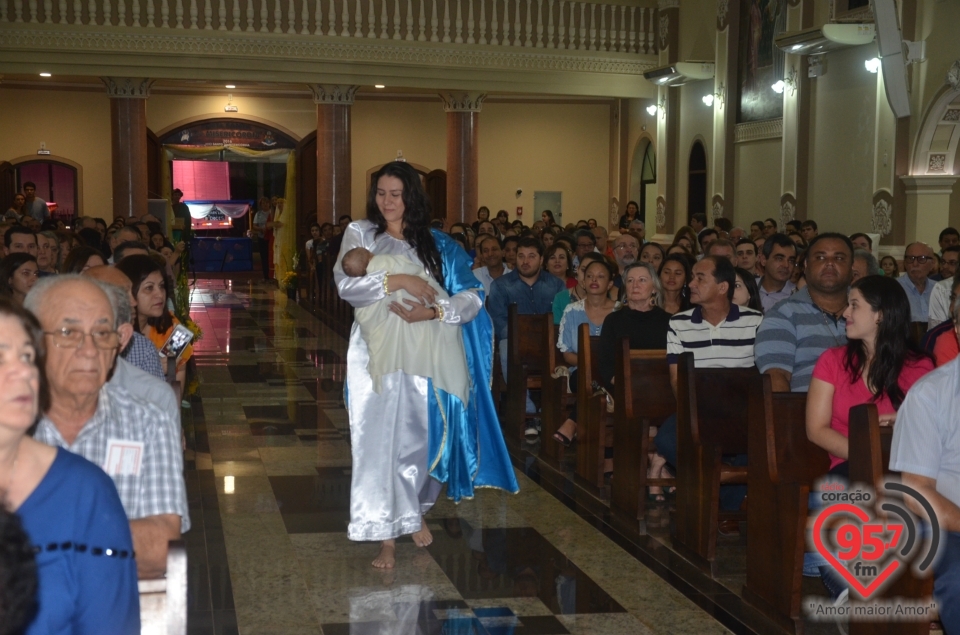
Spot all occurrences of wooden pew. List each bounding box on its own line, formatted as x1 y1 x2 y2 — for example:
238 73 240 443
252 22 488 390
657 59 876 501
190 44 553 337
609 341 673 532
539 316 571 462
504 305 552 442
138 540 187 635
573 323 607 488
673 352 755 576
743 387 934 635
743 375 829 634
848 404 933 635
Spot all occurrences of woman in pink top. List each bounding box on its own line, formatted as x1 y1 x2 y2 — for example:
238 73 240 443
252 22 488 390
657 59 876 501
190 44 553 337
807 275 934 476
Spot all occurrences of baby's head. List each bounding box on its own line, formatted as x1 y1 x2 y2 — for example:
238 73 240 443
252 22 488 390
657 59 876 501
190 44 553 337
342 247 374 277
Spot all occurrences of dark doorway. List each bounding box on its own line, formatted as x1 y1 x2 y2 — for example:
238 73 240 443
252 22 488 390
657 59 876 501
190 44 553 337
687 142 707 225
0 162 15 213
424 170 447 225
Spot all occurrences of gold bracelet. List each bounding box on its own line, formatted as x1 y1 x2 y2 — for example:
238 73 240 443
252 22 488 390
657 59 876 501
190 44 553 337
435 304 445 321
382 274 390 296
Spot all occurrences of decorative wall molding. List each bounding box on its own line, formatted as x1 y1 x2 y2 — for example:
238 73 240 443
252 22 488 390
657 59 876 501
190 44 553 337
657 0 680 10
0 28 657 77
734 118 783 143
944 108 960 123
716 0 729 30
928 153 947 173
655 196 666 229
658 13 669 51
308 84 359 105
948 60 960 91
779 193 796 228
711 194 724 220
439 91 487 112
101 76 154 98
871 190 893 237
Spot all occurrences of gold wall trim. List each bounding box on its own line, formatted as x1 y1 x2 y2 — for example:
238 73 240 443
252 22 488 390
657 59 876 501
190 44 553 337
734 118 784 143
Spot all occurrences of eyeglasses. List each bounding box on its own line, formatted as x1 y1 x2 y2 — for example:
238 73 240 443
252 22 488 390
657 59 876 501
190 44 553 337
44 328 120 350
614 243 637 252
903 255 932 264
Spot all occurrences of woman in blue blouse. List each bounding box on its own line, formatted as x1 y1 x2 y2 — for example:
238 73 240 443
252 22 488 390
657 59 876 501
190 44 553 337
0 298 139 635
552 259 618 447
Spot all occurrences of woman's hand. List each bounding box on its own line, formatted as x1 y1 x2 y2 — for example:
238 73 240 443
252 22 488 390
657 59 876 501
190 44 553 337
175 241 186 253
388 274 437 304
878 413 897 427
389 298 438 323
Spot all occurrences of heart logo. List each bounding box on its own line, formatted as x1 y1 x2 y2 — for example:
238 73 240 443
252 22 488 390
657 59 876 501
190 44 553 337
811 503 904 599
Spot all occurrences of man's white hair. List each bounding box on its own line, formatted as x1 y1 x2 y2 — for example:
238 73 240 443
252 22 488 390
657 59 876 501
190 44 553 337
24 274 119 329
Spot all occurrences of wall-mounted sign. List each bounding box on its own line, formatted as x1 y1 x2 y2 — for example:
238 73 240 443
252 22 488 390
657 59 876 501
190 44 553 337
161 119 296 150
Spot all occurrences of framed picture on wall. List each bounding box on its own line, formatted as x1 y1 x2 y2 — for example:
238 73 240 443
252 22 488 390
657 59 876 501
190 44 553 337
737 0 788 123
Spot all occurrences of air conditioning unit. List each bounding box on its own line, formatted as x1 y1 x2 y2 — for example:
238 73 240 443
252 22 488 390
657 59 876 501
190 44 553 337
775 23 875 55
643 62 715 87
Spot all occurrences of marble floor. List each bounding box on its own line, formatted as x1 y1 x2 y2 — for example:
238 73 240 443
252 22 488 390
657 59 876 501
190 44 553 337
180 279 827 635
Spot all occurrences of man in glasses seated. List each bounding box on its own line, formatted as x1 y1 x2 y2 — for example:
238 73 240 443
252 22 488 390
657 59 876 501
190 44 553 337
25 275 188 580
898 242 937 323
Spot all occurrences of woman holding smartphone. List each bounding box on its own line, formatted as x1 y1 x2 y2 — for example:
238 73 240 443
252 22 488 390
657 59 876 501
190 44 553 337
116 254 194 394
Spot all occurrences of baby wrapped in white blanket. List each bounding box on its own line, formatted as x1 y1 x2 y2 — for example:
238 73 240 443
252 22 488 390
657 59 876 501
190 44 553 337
341 247 471 405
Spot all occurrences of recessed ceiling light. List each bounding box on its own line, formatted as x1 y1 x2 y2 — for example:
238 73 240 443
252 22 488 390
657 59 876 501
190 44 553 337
39 72 51 77
374 84 385 89
225 84 236 89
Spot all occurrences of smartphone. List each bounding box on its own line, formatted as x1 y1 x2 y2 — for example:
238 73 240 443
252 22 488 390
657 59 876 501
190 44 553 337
159 323 195 359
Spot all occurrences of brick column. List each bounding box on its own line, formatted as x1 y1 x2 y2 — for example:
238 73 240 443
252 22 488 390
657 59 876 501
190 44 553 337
441 92 486 224
309 84 358 225
103 77 153 219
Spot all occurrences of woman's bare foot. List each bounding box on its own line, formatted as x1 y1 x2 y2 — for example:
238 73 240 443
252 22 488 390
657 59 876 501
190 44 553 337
412 519 433 547
372 540 396 569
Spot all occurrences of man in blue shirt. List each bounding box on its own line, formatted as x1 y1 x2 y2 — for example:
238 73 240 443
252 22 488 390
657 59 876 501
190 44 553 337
898 242 936 322
488 236 564 435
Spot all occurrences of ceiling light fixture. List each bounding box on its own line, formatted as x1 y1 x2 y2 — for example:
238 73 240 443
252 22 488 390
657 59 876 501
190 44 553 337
225 84 236 88
39 72 51 77
374 84 385 88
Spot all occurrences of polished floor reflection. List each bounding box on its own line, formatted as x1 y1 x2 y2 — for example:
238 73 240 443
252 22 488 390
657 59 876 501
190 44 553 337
182 279 747 635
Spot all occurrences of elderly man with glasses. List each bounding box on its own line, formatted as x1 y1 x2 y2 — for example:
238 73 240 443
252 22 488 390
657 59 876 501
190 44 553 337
25 275 188 580
898 242 937 322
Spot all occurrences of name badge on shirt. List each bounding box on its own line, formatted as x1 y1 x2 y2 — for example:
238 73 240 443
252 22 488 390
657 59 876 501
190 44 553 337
103 439 144 477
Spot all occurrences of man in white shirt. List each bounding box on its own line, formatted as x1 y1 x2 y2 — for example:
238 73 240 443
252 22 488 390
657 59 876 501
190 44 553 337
889 294 960 634
473 234 510 296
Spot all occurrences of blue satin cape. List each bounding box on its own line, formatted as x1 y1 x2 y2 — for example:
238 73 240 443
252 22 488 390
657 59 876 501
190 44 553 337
426 230 520 501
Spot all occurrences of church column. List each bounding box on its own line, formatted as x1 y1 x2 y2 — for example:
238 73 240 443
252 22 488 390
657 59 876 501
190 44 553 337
778 0 813 227
654 0 679 236
441 92 485 225
103 77 153 219
309 85 358 225
901 176 959 246
710 0 740 222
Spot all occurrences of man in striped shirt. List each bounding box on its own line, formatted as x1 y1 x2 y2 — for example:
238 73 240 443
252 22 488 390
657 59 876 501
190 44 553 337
655 256 763 517
754 233 854 392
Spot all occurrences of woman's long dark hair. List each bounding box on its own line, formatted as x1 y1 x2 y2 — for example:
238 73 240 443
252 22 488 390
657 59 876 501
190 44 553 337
366 162 443 285
0 254 38 298
843 276 932 409
734 266 763 313
60 246 105 274
658 253 693 312
0 296 50 415
115 254 174 334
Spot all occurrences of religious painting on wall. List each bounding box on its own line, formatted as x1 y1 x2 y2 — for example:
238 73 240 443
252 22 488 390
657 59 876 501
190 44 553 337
737 0 788 123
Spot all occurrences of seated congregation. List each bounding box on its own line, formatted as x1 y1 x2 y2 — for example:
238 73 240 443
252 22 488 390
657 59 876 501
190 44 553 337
0 211 191 634
398 210 960 635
